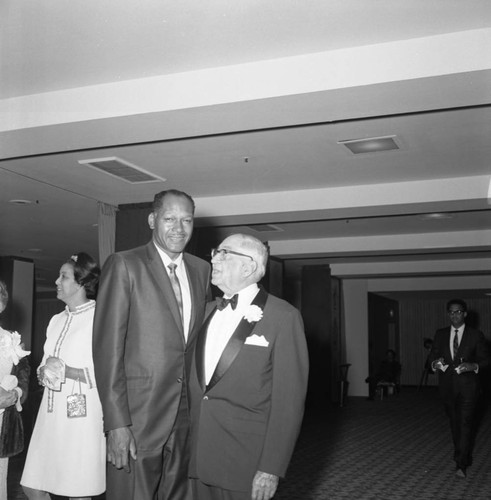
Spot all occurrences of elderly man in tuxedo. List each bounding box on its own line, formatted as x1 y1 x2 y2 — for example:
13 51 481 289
93 189 211 499
429 299 490 478
188 233 309 500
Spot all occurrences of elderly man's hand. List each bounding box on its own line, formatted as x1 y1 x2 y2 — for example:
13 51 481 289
455 362 478 375
251 471 279 500
107 426 137 473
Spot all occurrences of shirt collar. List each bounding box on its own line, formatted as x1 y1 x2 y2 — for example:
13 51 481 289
153 243 183 269
226 283 259 307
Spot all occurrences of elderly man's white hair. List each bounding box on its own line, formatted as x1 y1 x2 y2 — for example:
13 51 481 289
232 234 269 280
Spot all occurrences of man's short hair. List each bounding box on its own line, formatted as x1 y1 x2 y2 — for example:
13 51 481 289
152 189 195 213
446 298 467 312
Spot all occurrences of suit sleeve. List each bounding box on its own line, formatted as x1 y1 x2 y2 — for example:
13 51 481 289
93 253 132 432
257 306 309 477
474 329 491 371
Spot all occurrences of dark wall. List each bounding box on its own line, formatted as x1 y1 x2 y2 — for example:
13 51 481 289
368 293 400 376
301 265 332 408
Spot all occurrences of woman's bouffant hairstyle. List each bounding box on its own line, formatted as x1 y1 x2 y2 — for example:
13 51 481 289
67 252 100 299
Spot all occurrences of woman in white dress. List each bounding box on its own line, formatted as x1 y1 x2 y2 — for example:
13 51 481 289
21 253 105 500
0 280 30 500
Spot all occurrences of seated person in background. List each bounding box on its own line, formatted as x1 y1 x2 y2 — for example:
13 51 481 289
366 349 401 400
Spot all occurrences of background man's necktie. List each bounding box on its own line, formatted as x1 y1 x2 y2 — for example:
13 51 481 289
453 329 459 359
168 263 184 324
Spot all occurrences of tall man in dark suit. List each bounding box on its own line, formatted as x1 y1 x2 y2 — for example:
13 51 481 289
188 234 309 500
428 299 490 478
93 189 211 499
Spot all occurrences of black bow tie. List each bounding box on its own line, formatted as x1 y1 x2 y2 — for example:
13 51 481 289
216 294 238 311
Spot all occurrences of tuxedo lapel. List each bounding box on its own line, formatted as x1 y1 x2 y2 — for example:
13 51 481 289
146 243 184 338
207 286 268 391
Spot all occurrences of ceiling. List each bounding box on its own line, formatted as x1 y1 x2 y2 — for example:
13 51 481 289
1 0 491 295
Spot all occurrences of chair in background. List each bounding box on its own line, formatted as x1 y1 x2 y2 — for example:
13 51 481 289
339 363 351 407
366 349 401 400
376 380 397 400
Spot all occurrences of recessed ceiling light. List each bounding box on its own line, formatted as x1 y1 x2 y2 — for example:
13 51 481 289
420 213 454 220
27 248 43 253
338 135 399 154
9 199 32 205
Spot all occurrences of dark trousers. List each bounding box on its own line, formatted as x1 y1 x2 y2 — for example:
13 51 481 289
444 391 478 469
191 479 249 500
106 389 192 500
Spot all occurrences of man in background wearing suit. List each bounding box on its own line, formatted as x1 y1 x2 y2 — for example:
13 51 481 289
188 233 309 500
429 298 490 478
93 189 211 499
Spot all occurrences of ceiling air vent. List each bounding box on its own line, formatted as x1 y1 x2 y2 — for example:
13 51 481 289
247 224 283 233
78 157 166 184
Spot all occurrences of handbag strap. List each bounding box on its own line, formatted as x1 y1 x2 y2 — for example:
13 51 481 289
70 378 82 395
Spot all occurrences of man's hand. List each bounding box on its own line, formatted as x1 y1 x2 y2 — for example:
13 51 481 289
251 471 279 500
455 362 478 375
431 358 446 372
107 426 137 473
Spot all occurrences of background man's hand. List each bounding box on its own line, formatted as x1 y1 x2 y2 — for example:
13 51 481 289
455 362 478 374
251 471 279 500
107 426 137 473
432 358 446 372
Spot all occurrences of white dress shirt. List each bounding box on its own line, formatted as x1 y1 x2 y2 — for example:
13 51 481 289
205 283 259 384
154 244 191 341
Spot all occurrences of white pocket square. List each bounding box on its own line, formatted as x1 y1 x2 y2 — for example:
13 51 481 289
245 334 269 347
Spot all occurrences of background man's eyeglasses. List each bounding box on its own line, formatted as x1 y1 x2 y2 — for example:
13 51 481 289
211 248 254 261
448 310 464 315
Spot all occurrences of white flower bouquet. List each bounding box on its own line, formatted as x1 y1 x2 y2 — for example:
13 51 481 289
0 328 30 365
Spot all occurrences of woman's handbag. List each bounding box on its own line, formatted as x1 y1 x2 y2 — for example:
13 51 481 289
0 405 24 458
67 379 86 418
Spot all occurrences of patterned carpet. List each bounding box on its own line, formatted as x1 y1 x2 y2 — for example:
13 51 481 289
8 387 491 499
276 388 491 500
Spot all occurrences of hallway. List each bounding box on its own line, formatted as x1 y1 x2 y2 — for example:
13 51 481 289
275 387 491 499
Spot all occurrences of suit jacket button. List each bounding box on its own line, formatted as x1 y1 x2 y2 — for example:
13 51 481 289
203 396 209 400
177 378 183 384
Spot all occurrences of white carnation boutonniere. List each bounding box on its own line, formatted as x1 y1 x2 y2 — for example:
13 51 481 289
243 305 263 323
0 328 30 365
